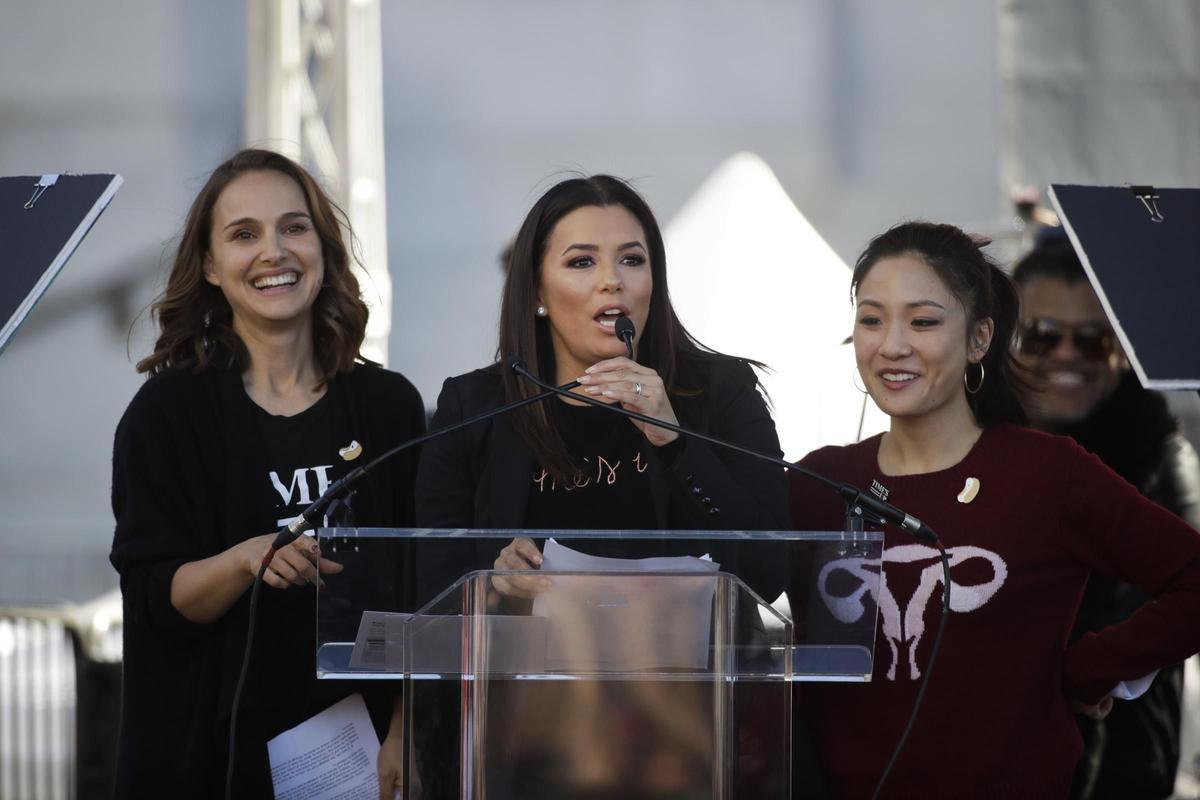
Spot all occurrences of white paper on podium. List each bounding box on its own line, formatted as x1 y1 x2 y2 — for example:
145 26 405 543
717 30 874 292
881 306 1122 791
1111 669 1159 701
537 537 719 574
533 539 721 670
267 693 381 800
348 610 407 670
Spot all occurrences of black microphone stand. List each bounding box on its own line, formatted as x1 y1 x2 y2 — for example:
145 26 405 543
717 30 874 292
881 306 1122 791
507 358 951 800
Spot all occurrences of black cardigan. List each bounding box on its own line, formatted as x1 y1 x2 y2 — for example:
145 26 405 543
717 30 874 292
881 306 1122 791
413 359 789 603
109 364 423 799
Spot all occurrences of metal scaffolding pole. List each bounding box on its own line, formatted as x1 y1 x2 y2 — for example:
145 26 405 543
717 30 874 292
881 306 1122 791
244 0 391 365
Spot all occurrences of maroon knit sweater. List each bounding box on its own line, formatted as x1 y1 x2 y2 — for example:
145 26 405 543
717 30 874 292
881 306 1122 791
788 424 1200 800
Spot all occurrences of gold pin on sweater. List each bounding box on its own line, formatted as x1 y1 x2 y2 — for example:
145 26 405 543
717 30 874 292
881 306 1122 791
339 440 363 461
957 477 980 504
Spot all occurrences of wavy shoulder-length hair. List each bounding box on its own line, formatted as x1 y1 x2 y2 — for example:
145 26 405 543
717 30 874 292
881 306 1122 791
499 174 761 477
137 148 368 382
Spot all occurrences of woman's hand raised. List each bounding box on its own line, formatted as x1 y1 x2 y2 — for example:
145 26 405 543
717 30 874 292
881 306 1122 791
578 357 680 447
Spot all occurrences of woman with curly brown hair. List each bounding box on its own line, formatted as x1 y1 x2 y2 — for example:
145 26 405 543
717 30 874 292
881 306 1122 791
110 149 423 798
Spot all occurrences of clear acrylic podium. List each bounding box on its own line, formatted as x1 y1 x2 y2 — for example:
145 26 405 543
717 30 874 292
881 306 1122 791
315 528 882 799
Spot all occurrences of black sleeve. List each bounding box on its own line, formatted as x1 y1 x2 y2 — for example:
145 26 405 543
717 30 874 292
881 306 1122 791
413 376 485 604
656 361 789 530
109 378 228 797
1148 433 1200 531
374 372 426 612
654 361 790 599
109 380 216 641
389 373 427 528
415 376 481 528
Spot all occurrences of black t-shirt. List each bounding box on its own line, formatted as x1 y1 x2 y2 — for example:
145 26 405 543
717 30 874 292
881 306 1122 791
252 387 353 529
525 399 664 558
239 384 374 773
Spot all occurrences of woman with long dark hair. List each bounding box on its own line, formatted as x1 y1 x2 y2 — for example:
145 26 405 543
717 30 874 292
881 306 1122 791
788 221 1200 798
414 174 794 798
417 174 787 589
110 149 423 798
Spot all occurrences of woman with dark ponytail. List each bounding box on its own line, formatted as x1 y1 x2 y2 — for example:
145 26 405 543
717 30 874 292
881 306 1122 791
787 221 1200 798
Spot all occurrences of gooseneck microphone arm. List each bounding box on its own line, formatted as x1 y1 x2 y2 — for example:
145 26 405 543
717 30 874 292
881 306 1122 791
507 357 938 544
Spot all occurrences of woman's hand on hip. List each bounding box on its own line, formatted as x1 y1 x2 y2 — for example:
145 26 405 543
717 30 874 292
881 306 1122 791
578 357 679 447
1070 694 1114 721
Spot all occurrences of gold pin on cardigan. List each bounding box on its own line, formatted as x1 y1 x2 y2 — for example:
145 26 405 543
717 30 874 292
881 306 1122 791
957 477 980 504
339 440 363 461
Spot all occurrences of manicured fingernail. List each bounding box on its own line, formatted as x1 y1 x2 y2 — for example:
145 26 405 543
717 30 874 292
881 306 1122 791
585 366 595 374
585 386 600 394
602 390 614 397
577 374 590 384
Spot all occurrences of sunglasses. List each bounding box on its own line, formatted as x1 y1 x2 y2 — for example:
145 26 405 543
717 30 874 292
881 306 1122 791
1018 319 1116 361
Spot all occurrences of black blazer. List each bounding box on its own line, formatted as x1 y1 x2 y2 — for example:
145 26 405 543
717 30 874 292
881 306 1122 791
414 359 788 603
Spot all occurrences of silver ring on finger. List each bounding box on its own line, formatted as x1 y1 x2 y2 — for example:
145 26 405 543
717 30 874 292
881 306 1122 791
633 381 643 397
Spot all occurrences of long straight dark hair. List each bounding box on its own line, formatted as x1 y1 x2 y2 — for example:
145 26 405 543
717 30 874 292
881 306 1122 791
851 221 1028 428
498 175 756 477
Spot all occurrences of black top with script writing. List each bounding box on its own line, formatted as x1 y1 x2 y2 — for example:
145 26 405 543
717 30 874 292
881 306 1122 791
1048 184 1200 390
0 173 123 355
524 399 657 540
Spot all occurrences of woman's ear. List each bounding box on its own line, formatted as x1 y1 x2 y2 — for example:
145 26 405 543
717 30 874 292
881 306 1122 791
203 256 220 287
969 318 995 363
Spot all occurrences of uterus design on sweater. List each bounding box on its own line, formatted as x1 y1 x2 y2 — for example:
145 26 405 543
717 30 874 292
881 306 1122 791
818 544 1008 680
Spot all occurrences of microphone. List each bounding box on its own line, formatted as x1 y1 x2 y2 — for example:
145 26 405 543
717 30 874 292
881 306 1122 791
615 314 635 359
506 357 937 544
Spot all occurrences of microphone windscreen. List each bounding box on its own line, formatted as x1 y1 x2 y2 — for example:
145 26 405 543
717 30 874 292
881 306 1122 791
615 314 636 342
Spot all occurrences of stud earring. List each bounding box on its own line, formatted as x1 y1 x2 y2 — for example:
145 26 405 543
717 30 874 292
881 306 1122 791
536 306 548 318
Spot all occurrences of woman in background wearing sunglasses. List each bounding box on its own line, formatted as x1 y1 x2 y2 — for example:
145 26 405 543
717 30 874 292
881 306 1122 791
787 222 1200 799
1012 236 1200 800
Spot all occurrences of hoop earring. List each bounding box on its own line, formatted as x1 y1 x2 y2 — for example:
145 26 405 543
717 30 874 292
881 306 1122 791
200 311 213 352
964 362 985 394
853 368 869 395
536 305 548 318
